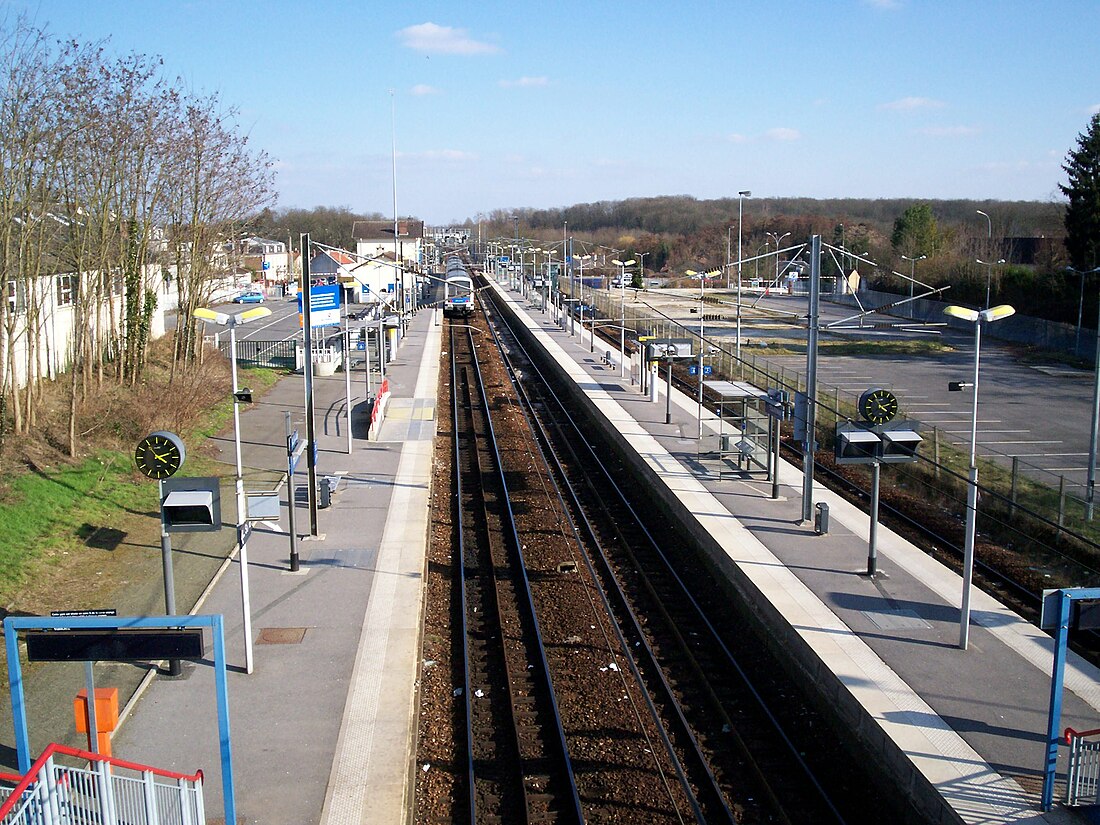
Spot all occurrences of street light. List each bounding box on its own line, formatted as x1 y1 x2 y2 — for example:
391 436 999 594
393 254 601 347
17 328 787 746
1066 266 1100 357
193 304 273 674
900 254 926 319
688 269 720 437
611 258 635 377
766 232 791 291
976 210 993 307
976 257 1005 309
736 190 751 357
943 302 1016 650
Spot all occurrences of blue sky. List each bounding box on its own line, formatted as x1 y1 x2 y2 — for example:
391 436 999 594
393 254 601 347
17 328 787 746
14 1 1100 223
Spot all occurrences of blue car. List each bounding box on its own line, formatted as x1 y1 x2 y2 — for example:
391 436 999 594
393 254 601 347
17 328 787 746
233 290 265 304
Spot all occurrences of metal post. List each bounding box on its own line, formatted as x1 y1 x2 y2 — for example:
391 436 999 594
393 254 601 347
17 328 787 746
344 308 352 455
1042 590 1071 811
159 488 181 676
285 412 300 573
301 234 319 538
1088 291 1100 521
666 359 673 425
867 461 880 576
84 661 99 753
771 415 781 500
959 319 983 650
698 275 705 439
802 235 821 522
229 323 255 674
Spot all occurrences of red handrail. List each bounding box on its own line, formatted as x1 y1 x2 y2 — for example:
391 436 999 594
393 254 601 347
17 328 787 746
1064 727 1100 744
0 742 203 818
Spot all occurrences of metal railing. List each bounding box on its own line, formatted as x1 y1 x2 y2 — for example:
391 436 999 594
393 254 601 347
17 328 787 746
0 743 204 825
217 337 297 369
1066 727 1100 806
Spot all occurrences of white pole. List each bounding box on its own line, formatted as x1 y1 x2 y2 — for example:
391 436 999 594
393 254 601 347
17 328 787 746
229 323 254 674
959 319 983 650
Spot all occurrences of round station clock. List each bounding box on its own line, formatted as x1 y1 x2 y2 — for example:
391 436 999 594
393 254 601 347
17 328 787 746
858 388 899 426
134 431 186 479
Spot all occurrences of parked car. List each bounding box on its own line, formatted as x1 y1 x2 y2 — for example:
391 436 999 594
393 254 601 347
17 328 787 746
233 290 265 304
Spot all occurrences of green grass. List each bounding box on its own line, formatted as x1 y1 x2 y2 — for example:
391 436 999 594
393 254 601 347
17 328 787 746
0 452 156 588
750 339 953 357
0 364 284 596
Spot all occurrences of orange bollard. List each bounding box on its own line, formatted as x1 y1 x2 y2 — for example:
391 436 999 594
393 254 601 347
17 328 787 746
73 688 119 757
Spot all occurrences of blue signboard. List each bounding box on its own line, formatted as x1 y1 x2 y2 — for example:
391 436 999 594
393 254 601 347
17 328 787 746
297 283 342 327
688 365 713 376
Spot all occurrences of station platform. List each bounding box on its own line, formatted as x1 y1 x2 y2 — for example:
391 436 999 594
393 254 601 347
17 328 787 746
486 276 1100 825
109 307 441 824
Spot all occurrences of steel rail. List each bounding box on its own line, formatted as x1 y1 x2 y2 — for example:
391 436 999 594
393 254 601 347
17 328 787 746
483 282 849 825
450 319 584 824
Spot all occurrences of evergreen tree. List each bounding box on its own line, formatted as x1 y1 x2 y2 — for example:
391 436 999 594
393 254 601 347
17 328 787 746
891 203 939 258
1061 113 1100 270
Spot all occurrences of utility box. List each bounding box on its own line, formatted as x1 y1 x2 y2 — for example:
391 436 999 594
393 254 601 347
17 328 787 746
814 502 830 535
879 428 923 463
74 687 119 756
161 477 222 533
319 476 339 508
835 426 881 464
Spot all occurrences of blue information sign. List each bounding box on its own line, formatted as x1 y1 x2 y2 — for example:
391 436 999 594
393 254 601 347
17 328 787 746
298 283 342 327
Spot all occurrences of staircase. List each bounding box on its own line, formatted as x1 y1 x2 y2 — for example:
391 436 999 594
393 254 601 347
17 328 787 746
0 743 204 824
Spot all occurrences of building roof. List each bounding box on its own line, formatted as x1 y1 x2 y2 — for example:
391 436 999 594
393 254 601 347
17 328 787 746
352 220 424 241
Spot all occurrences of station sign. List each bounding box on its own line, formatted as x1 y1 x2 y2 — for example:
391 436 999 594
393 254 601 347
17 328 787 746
298 283 342 328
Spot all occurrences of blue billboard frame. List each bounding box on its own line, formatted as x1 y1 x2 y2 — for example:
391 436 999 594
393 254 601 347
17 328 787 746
4 614 236 823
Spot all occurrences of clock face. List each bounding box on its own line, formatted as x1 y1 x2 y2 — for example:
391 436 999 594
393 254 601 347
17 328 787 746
135 431 185 479
858 388 898 425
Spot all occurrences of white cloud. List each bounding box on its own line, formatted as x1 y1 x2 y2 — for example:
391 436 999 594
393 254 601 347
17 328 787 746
396 23 500 55
498 76 550 89
411 84 440 96
880 96 946 111
920 125 979 137
863 0 902 8
764 127 801 142
1089 103 1100 115
726 133 750 144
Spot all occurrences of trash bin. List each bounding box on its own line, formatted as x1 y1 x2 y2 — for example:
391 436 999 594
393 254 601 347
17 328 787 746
319 476 337 508
814 502 829 535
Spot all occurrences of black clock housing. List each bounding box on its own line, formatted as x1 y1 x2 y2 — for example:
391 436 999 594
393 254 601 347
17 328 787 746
858 388 899 425
135 431 186 479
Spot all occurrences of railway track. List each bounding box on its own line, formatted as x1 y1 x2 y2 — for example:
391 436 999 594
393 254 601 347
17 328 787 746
419 286 916 823
449 323 583 824
482 290 869 824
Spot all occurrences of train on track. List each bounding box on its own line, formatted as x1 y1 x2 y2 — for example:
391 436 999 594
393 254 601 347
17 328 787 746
443 254 474 318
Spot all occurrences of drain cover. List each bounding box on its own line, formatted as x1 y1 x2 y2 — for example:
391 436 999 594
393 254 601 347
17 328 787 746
256 627 307 645
860 609 931 631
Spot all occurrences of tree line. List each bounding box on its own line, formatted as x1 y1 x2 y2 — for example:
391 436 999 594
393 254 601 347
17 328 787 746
0 16 274 465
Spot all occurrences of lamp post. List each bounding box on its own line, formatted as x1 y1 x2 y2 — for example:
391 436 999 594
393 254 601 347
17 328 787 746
944 303 1016 650
976 258 1005 309
900 254 926 319
1067 266 1100 357
688 269 720 437
976 210 993 307
736 191 751 356
611 258 635 377
766 232 791 291
193 304 273 674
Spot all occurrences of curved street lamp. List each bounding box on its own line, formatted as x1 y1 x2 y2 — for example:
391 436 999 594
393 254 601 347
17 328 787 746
943 303 1015 650
901 254 927 318
766 232 791 290
611 258 635 377
688 269 721 437
193 304 273 674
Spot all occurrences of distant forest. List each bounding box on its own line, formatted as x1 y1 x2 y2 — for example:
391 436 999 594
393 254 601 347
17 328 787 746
471 195 1083 327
